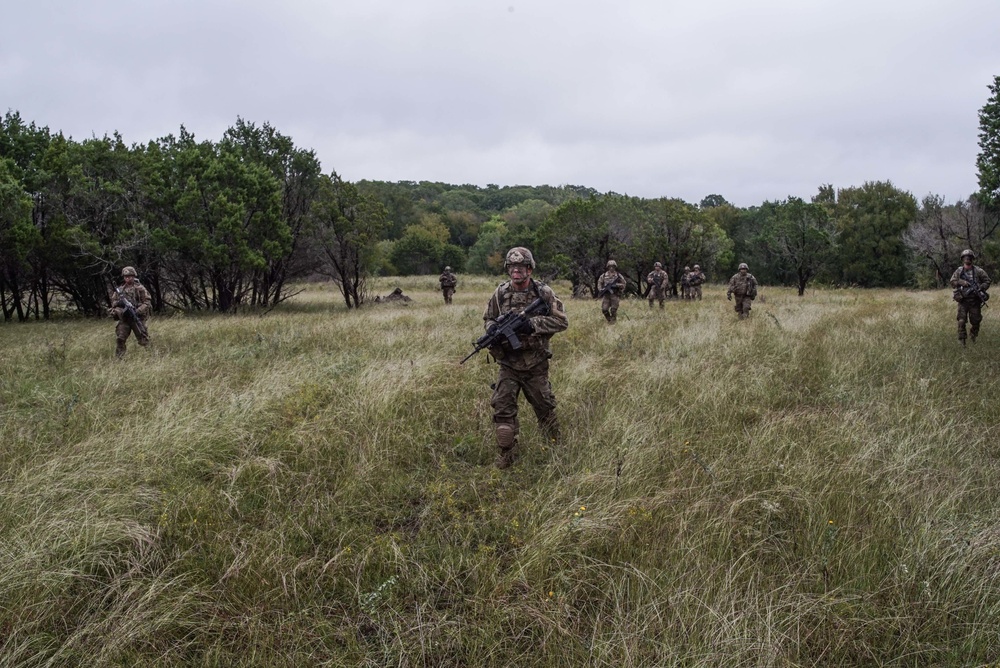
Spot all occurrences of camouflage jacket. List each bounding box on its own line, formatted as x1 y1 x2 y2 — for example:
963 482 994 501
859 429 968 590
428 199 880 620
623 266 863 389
647 269 671 291
109 282 152 317
439 271 457 288
727 272 757 297
950 265 990 296
688 271 706 286
597 271 626 295
483 279 568 370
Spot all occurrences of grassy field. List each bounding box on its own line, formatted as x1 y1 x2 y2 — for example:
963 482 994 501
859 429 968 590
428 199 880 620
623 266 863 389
1 277 998 667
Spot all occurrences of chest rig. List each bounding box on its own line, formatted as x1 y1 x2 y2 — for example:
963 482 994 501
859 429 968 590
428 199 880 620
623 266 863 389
499 279 543 314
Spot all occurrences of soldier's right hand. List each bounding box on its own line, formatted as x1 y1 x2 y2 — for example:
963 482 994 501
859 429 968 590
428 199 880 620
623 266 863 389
959 280 970 287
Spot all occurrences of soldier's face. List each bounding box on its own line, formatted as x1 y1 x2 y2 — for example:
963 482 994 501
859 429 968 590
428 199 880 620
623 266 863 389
739 268 747 274
508 263 532 287
964 256 973 267
124 275 135 285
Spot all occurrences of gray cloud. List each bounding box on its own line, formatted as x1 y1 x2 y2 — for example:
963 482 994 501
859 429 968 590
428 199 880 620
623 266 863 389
3 0 997 206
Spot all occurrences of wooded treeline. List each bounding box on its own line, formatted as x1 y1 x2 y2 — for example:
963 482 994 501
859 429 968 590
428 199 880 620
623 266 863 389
3 76 1000 319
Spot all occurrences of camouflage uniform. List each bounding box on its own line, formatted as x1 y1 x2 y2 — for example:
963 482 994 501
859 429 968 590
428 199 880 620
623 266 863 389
950 253 991 344
484 260 568 468
646 265 670 308
688 266 706 301
726 264 758 319
109 267 152 357
597 262 627 323
681 266 692 299
439 267 457 304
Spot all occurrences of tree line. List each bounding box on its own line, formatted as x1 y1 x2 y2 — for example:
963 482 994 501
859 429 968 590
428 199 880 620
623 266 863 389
2 75 999 320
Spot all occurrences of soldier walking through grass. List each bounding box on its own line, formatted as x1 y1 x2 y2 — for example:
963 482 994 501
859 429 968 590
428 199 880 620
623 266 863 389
108 266 151 358
950 249 991 346
727 262 758 320
597 260 627 323
688 264 706 301
439 266 457 304
647 262 670 309
483 247 569 469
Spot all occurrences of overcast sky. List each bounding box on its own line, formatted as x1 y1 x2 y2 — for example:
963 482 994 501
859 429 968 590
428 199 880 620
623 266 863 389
2 0 998 206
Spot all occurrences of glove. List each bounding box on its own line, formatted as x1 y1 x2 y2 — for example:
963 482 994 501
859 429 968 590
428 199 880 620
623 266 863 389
959 280 970 287
727 293 732 301
515 317 534 335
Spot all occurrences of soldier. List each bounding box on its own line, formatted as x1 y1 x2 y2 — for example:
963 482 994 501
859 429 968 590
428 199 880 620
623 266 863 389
439 265 457 304
647 261 671 309
689 264 706 301
950 249 991 346
597 260 627 323
681 266 692 299
726 262 758 319
483 247 569 469
108 266 151 358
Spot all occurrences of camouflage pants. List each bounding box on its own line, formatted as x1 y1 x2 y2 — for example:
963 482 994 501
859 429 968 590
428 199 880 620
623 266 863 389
648 287 667 308
442 287 455 304
681 285 691 299
601 294 621 321
114 309 149 356
733 294 752 318
491 360 559 442
957 300 983 341
692 285 703 300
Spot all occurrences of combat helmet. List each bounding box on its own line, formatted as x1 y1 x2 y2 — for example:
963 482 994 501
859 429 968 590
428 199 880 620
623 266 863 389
444 266 452 272
738 262 749 270
684 266 691 271
122 266 138 277
961 249 976 260
606 260 618 269
504 247 536 269
693 264 700 270
654 261 662 269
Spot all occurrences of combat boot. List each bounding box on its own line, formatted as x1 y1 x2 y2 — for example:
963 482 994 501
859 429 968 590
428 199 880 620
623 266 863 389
115 340 127 358
494 424 519 469
538 414 560 445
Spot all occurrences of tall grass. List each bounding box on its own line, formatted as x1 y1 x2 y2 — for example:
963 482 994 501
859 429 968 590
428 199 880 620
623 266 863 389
1 278 998 666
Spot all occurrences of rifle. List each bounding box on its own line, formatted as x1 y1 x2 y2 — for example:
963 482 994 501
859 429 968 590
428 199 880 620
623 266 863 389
460 297 550 364
955 272 990 306
597 281 619 298
114 286 150 339
651 273 663 288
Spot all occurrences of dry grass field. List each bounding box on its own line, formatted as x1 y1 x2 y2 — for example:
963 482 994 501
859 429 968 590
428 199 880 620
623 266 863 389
1 277 998 666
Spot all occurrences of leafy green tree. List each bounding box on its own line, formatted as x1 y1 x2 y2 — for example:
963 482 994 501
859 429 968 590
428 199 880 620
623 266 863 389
38 134 152 315
357 180 420 240
758 197 835 295
0 160 39 321
465 217 510 274
832 181 917 287
537 197 610 294
700 194 729 209
146 128 286 312
641 198 732 294
976 75 1000 213
309 173 388 308
220 119 322 307
389 214 464 275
